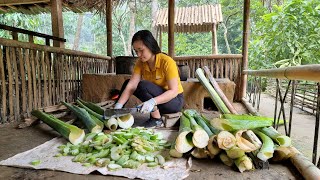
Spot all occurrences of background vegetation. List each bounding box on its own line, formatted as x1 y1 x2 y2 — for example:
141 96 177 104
0 0 319 69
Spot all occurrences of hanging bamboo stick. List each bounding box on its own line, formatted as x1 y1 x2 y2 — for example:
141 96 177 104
35 51 41 108
41 50 49 107
18 48 26 116
203 66 238 114
61 54 66 102
45 52 52 105
11 47 20 120
30 50 37 108
0 47 6 121
25 49 33 115
6 47 14 121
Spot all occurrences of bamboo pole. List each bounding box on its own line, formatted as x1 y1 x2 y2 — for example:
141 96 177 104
243 65 320 82
203 66 238 114
174 54 242 60
106 0 112 60
0 47 6 121
31 50 37 108
41 51 49 107
11 47 20 120
45 52 52 105
6 47 14 121
25 49 33 115
290 153 320 179
36 51 41 108
168 0 175 57
18 48 26 116
239 0 250 102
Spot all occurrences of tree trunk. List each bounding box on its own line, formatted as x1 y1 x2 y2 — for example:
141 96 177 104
151 0 158 39
221 23 231 54
73 14 83 50
127 1 136 56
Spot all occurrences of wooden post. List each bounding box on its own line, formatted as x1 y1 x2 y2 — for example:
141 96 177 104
106 0 113 72
212 23 218 54
239 0 250 101
159 29 162 50
168 0 174 57
51 0 65 48
28 35 34 43
106 0 112 57
12 31 18 40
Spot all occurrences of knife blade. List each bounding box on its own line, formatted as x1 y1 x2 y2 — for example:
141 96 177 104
104 107 140 118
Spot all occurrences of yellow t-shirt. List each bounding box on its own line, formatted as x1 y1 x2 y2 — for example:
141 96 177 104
133 53 183 94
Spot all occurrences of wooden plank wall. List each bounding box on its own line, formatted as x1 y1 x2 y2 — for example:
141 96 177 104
174 54 243 101
0 44 112 123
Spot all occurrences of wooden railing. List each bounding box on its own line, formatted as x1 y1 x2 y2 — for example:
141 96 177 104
174 54 243 101
0 24 66 46
243 65 320 165
0 38 113 123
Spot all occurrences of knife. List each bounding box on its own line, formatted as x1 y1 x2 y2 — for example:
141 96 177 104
104 106 142 118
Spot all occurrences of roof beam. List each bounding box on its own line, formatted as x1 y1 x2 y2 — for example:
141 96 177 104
0 0 49 6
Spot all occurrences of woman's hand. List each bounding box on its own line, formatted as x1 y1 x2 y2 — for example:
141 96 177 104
140 98 157 114
114 102 123 109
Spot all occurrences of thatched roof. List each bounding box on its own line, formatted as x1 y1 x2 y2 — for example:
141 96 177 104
153 4 223 33
0 0 124 14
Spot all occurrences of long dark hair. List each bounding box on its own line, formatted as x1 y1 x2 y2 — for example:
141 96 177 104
131 30 161 56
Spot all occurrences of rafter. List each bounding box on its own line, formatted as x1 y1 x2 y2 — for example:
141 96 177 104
0 0 49 6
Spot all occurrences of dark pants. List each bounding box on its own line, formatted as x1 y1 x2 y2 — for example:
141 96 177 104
119 79 184 115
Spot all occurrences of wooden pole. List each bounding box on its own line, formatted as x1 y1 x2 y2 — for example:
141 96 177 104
168 0 174 57
51 0 64 48
239 0 250 101
106 0 112 57
159 29 162 50
106 0 113 72
212 23 218 54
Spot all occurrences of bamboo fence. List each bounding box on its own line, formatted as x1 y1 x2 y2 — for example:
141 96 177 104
265 79 319 115
0 38 242 124
0 38 113 123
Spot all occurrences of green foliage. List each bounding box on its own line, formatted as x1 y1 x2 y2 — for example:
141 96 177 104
249 0 320 69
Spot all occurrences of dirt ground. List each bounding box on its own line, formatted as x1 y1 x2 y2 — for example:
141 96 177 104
1 93 318 180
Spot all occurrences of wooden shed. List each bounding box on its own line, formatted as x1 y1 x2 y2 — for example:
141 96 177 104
153 4 223 54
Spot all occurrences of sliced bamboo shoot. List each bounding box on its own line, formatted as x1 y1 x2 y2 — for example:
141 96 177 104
117 114 134 129
235 130 258 152
175 114 194 153
235 155 254 173
31 110 85 145
217 131 236 150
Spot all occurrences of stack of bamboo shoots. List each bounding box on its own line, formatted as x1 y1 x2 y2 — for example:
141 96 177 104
31 98 135 145
168 67 298 173
170 109 297 173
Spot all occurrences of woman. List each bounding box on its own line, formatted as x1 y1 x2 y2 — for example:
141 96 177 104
114 30 184 128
